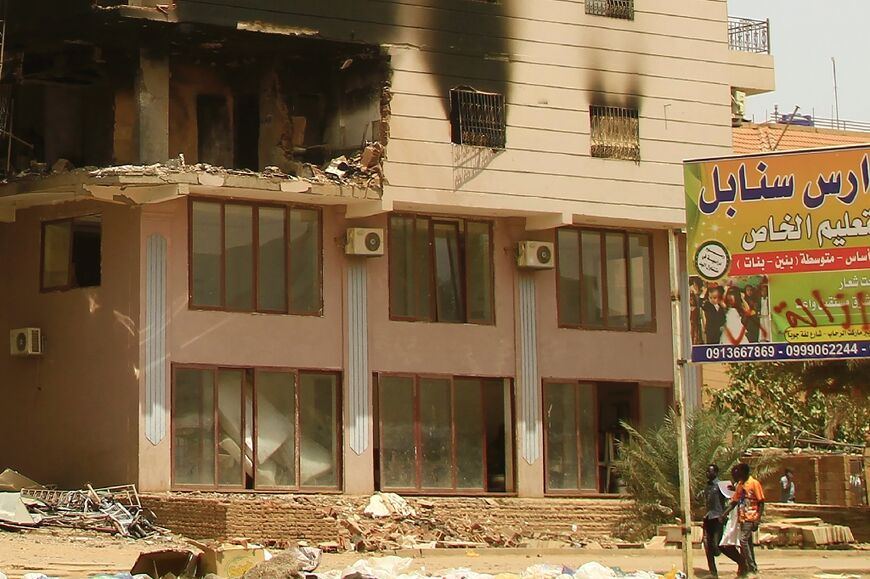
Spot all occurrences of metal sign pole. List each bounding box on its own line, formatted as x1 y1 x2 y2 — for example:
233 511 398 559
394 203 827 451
668 228 694 578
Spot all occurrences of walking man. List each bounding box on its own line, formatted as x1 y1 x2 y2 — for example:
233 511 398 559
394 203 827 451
703 464 741 578
780 468 796 503
722 463 765 577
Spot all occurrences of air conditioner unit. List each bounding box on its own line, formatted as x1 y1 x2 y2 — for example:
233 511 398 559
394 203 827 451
10 328 42 356
517 241 555 269
345 227 385 256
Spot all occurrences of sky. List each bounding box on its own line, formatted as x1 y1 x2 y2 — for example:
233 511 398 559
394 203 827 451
728 0 870 125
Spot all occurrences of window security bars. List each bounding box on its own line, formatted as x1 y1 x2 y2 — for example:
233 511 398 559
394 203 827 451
590 106 640 162
728 17 770 54
585 0 634 20
450 88 506 149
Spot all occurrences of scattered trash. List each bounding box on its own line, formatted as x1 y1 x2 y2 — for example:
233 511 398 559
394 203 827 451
130 549 198 578
13 484 162 538
0 468 44 492
363 493 415 519
191 538 267 578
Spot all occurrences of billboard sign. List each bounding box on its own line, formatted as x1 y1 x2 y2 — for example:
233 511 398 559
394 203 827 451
684 145 870 363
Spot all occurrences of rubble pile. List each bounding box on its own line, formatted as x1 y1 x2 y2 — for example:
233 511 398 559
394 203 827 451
320 493 609 551
0 470 163 539
758 517 856 548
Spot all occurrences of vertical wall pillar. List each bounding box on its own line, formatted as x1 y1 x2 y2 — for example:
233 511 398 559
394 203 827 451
344 258 375 493
144 233 168 446
516 271 544 496
137 49 170 164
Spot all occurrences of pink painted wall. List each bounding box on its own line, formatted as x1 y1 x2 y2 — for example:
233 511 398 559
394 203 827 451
0 201 141 488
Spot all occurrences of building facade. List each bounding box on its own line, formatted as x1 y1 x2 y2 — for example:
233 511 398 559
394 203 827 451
0 0 774 496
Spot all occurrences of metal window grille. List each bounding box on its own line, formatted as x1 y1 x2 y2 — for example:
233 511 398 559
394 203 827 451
585 0 634 20
450 88 506 149
590 105 640 161
728 17 770 54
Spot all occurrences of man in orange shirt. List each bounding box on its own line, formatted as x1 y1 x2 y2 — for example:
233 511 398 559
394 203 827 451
721 462 765 577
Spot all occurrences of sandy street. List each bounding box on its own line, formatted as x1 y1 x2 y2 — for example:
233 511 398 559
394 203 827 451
0 529 868 579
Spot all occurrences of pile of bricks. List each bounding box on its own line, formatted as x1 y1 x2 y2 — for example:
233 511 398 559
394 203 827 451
759 517 855 548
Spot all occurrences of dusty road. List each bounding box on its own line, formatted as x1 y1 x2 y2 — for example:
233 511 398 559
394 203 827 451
0 529 867 578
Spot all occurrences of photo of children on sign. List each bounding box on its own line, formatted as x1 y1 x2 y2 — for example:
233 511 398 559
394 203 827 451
689 275 772 346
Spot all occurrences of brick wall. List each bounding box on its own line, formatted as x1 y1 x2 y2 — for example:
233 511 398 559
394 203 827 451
141 494 632 543
755 453 864 506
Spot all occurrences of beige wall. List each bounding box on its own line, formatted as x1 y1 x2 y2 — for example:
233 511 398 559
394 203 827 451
0 202 140 488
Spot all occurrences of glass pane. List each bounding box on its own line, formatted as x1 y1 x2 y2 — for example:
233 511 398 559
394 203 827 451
557 229 581 326
173 368 215 486
389 216 412 317
256 371 295 487
629 234 654 330
42 221 71 289
420 378 453 488
639 386 669 432
433 222 464 323
414 218 433 319
578 383 598 490
225 204 254 310
191 202 222 307
454 379 484 489
258 207 286 312
217 369 244 486
605 232 628 329
483 379 509 492
299 373 338 487
580 231 604 326
465 222 493 324
289 208 321 315
544 383 579 490
379 376 416 488
71 216 101 288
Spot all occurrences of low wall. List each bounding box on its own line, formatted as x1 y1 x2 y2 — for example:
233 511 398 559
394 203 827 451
141 494 632 543
756 454 865 507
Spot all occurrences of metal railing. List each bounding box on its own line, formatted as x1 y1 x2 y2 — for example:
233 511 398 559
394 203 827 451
450 88 506 149
728 17 770 54
586 0 634 21
768 112 870 132
590 105 640 162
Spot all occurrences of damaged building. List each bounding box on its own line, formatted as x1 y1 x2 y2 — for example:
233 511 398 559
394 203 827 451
0 1 774 496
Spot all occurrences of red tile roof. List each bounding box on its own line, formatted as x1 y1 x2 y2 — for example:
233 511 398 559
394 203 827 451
733 123 870 154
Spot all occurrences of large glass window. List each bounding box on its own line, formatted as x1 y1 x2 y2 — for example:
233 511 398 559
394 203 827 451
41 215 102 291
389 215 494 323
557 228 654 331
544 381 670 494
172 365 340 490
377 374 513 493
190 200 321 315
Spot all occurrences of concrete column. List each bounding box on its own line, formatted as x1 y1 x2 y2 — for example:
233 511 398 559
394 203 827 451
137 49 169 164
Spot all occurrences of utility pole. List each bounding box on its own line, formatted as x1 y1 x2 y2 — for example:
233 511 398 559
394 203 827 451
832 58 840 130
668 229 694 578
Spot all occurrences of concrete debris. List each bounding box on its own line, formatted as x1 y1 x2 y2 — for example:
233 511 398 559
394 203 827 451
51 158 75 174
322 494 614 551
0 468 43 492
10 484 164 539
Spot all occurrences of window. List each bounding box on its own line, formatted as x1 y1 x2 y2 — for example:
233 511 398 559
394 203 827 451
190 199 321 315
557 228 654 331
585 0 634 20
590 105 640 161
389 215 494 324
544 381 669 493
41 215 102 291
450 87 506 149
376 374 513 493
172 365 340 490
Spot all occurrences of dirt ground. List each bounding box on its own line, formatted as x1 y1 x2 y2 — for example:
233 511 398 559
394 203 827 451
0 528 868 578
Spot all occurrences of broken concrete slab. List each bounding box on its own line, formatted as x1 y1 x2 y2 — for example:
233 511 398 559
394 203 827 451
0 469 43 492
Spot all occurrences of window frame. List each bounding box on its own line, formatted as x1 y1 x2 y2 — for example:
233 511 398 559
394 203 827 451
542 379 669 496
449 87 507 149
555 227 656 332
374 372 516 495
388 214 495 325
187 197 323 316
170 363 342 492
40 214 102 292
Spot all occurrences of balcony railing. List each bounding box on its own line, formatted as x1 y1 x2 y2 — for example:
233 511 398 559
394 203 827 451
728 17 770 54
